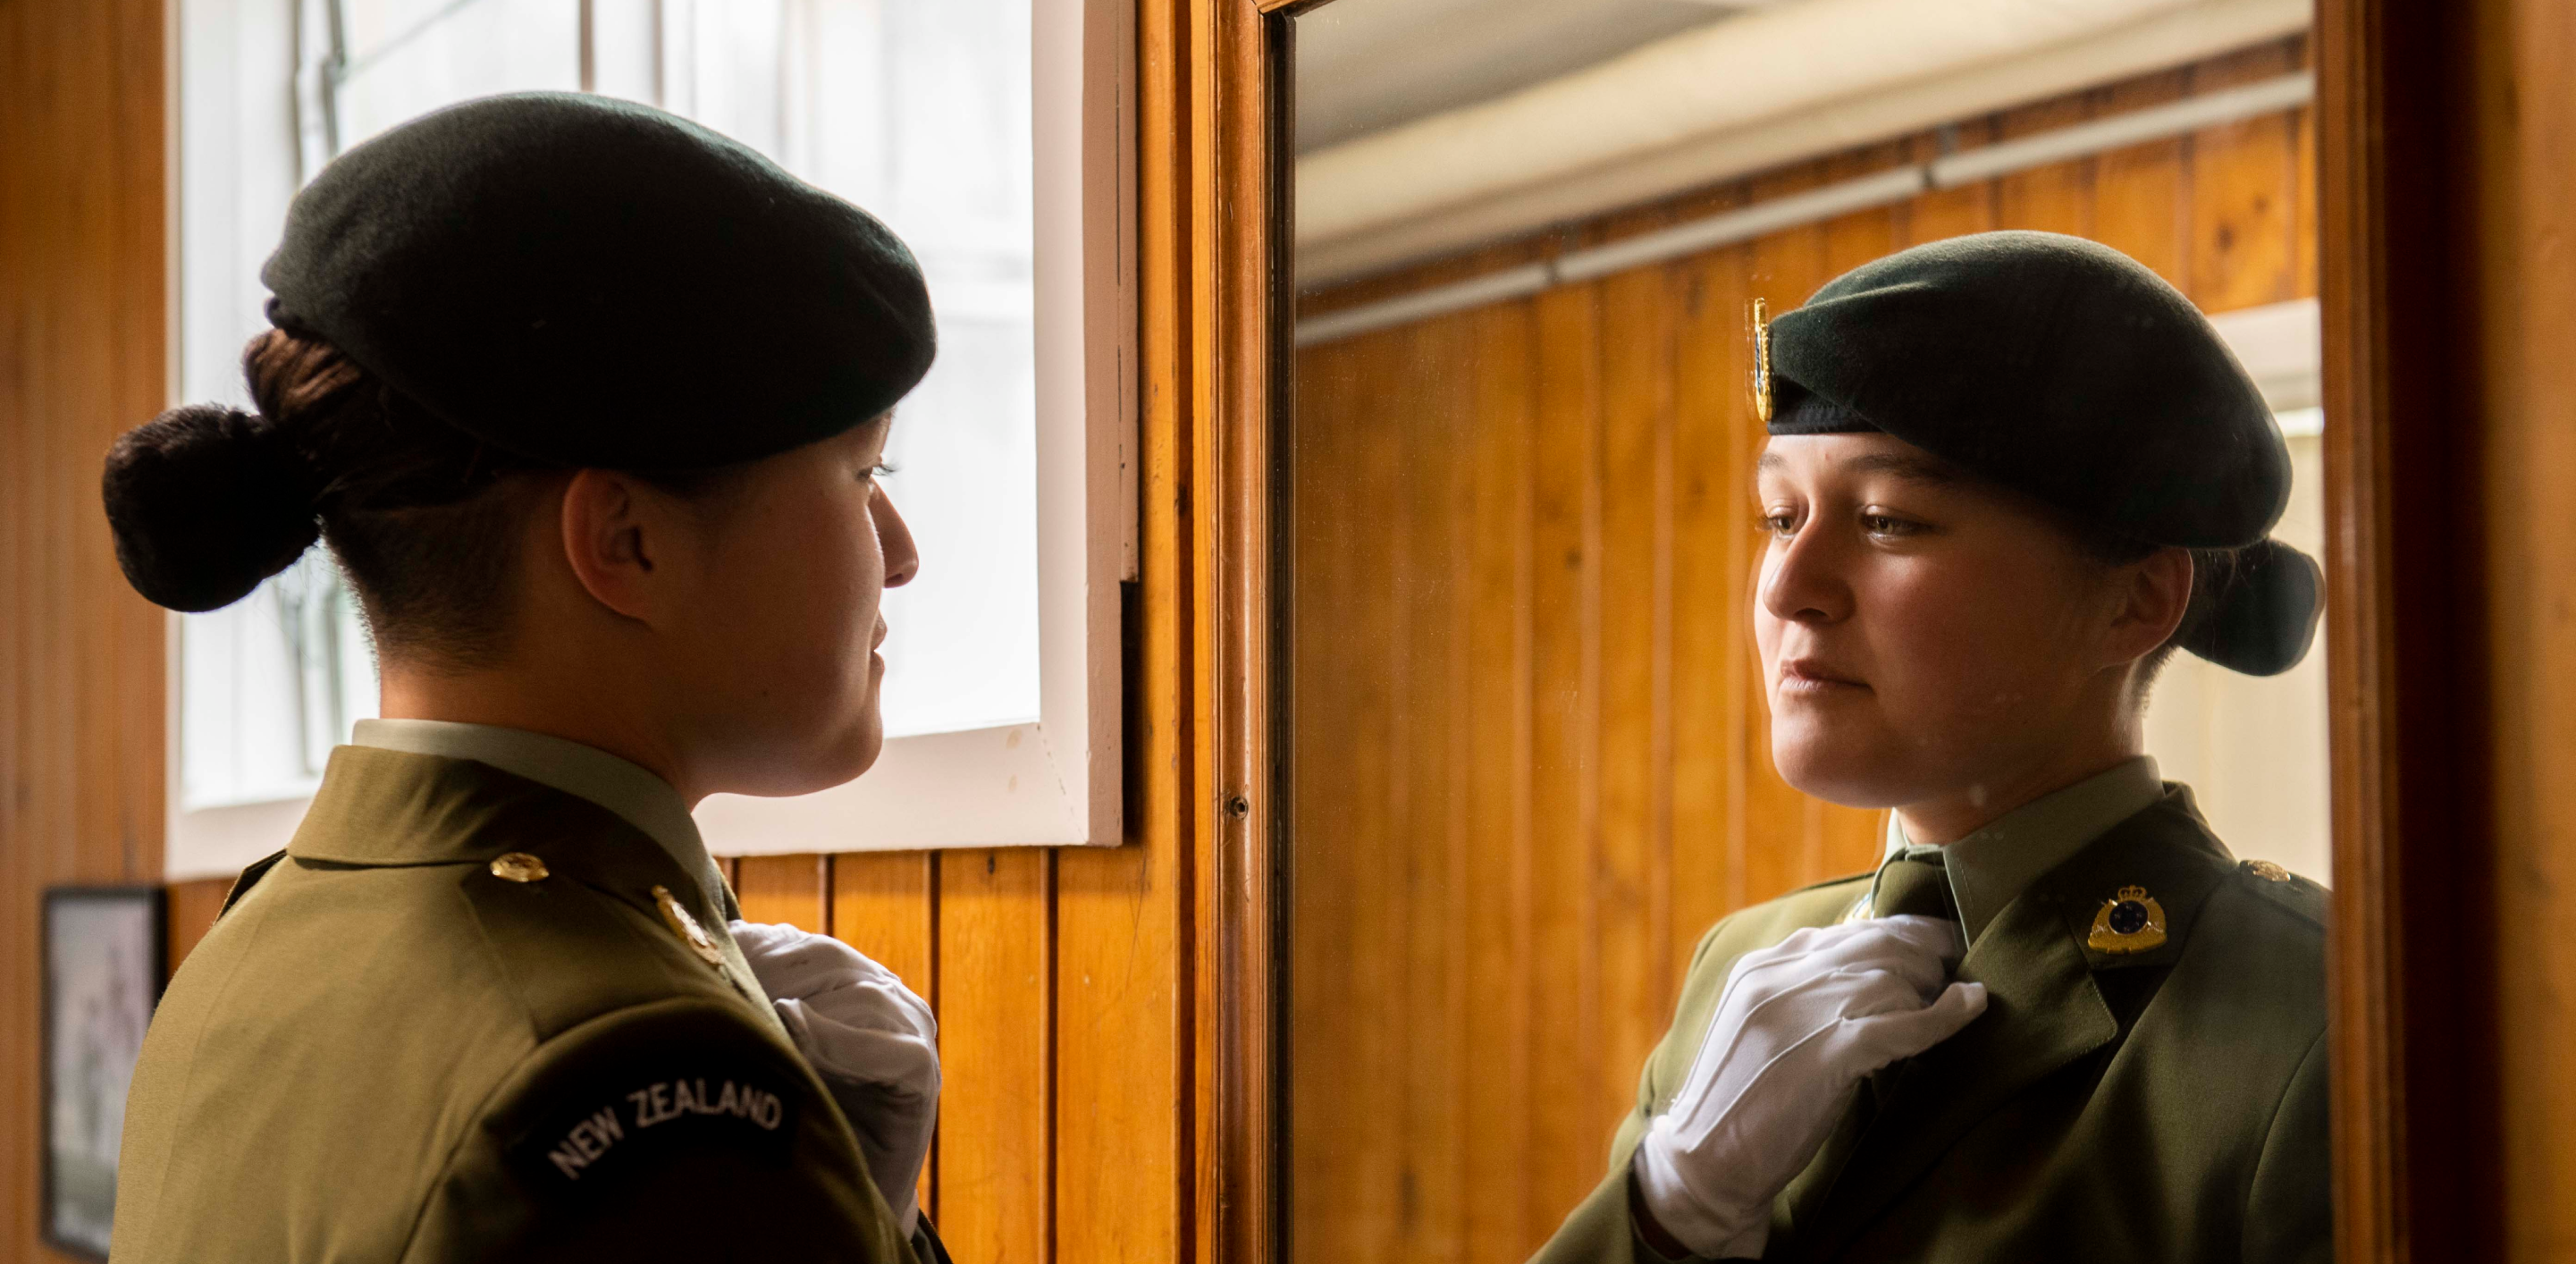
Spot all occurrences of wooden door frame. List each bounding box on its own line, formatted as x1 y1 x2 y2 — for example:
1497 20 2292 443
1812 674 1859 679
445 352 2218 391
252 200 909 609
2316 0 2502 1260
1200 0 2499 1261
1194 0 1295 1261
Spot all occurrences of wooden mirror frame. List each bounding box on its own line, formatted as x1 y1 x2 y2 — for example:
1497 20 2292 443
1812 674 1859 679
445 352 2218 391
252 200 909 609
1191 0 2500 1260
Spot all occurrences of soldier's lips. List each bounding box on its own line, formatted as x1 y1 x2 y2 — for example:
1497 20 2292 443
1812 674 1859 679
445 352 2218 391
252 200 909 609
1777 660 1868 695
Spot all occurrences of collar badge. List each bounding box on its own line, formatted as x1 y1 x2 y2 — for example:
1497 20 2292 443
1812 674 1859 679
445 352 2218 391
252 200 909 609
2087 884 2168 955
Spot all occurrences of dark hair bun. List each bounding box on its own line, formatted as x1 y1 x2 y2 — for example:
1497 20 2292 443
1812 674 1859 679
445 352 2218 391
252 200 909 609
2177 537 2324 677
102 404 324 611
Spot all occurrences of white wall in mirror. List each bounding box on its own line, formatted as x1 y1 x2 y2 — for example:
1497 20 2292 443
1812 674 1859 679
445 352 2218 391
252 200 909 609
173 0 1127 879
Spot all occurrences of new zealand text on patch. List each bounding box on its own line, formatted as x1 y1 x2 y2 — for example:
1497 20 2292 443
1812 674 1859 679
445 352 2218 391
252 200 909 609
544 1076 787 1182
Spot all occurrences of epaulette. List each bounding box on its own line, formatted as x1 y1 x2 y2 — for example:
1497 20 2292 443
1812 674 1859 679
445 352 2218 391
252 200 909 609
2230 857 2328 930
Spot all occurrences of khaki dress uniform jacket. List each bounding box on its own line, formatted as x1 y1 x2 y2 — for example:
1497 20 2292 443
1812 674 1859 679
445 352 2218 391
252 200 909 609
112 742 937 1264
1532 779 2329 1264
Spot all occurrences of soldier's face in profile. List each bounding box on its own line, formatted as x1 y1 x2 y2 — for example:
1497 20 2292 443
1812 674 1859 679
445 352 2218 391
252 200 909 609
656 415 919 797
1752 433 2147 811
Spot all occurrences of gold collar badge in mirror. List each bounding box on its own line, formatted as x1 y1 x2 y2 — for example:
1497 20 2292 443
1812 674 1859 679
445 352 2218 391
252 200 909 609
2088 884 2168 954
1749 297 1772 426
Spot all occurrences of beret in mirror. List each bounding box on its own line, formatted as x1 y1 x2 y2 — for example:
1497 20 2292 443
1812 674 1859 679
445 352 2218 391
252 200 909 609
1765 231 2319 675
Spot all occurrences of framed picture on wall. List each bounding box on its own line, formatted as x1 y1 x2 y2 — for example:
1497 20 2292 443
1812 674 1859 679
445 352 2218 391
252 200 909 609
42 886 167 1260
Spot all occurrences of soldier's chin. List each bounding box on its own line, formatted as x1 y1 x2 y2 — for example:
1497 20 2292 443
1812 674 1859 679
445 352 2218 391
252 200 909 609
733 706 884 798
1770 723 1906 809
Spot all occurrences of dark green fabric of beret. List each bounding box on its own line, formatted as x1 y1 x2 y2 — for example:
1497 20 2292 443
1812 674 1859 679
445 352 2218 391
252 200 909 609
262 92 934 470
1766 231 2319 676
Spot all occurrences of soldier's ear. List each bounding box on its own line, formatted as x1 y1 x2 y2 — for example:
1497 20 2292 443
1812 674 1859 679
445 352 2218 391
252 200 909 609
556 469 677 625
2102 545 2193 667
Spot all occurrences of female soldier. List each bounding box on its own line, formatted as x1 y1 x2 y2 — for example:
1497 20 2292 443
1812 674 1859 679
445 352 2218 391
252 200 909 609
105 94 952 1263
1536 232 2328 1263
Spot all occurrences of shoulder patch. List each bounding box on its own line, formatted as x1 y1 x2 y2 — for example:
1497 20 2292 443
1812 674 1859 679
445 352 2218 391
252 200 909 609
492 999 813 1201
506 1062 800 1192
2233 858 2328 928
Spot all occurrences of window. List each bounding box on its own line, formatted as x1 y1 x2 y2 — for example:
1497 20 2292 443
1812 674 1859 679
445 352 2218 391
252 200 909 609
173 0 1132 876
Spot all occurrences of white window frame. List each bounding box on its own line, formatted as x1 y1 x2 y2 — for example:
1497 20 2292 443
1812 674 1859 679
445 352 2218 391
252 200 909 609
166 0 1137 880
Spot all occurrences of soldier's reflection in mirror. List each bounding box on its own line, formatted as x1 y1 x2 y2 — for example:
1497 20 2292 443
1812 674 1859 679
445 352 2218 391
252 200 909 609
1537 232 2328 1264
1289 3 2331 1260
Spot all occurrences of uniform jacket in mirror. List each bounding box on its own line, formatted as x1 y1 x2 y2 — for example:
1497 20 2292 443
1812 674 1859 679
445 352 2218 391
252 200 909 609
1533 787 2328 1264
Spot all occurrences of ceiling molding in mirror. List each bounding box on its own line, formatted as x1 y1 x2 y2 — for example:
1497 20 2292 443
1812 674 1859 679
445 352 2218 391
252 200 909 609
1295 0 2307 283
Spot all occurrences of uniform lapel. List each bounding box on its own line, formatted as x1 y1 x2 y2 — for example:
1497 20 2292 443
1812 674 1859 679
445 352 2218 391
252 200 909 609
1788 791 2230 1262
1791 886 2118 1260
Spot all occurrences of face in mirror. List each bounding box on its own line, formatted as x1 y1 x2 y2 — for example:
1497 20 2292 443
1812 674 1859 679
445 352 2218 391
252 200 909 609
1752 434 2193 836
1286 1 2330 1260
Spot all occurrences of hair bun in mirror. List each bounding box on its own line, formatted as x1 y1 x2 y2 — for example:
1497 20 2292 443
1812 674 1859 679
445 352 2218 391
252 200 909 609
2178 537 2322 677
102 404 324 612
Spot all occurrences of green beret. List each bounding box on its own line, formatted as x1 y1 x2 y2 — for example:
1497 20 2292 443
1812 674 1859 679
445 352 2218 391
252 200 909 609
1764 231 2319 676
262 92 934 470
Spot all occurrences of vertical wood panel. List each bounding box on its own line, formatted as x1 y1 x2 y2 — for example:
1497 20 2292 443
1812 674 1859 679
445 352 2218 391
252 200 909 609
2187 43 2301 314
830 854 939 1222
735 854 829 931
1457 296 1537 1260
1396 312 1469 1264
2091 69 2193 290
1593 258 1676 1135
0 0 169 1257
1524 278 1604 1224
937 849 1052 1264
1292 60 2321 1264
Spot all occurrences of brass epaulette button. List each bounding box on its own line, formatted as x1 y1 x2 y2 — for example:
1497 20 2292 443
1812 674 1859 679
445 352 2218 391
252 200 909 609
2243 859 2293 883
653 885 728 968
490 852 550 883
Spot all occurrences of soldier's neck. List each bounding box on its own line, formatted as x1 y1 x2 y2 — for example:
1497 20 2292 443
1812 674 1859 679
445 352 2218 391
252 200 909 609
376 655 695 805
1895 727 2142 847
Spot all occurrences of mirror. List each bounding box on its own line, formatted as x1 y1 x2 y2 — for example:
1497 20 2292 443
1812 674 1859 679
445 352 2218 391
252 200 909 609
1283 1 2329 1259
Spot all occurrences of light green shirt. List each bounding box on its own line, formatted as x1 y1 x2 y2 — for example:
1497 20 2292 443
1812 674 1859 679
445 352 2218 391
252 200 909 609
347 720 784 1036
1874 755 2165 945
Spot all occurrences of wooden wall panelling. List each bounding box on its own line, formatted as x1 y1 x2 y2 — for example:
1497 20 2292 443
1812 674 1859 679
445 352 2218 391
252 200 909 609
2188 42 2301 314
936 850 1053 1264
1994 95 2099 239
1402 310 1471 1264
1900 118 1999 246
1049 0 1194 1254
0 0 169 1259
831 854 940 1220
1665 227 1755 941
1458 295 1537 1261
1592 240 1678 1149
735 854 829 931
1524 275 1606 1225
2090 68 2194 291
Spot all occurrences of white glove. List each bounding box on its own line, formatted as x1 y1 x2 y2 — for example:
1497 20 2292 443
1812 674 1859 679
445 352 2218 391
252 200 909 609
730 920 939 1237
1631 915 1988 1259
